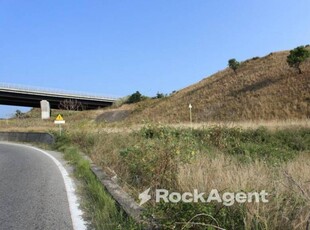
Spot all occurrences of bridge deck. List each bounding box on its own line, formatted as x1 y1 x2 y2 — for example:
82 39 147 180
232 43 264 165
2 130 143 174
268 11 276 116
0 83 117 110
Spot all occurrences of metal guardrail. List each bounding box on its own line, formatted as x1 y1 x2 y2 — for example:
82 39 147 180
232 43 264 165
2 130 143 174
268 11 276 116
0 83 118 101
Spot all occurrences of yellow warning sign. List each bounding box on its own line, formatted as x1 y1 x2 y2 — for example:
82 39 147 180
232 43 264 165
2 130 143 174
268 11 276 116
55 114 64 121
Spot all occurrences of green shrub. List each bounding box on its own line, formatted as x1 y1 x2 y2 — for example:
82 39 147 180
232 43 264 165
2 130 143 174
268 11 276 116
119 125 199 188
155 92 166 99
287 45 310 74
127 91 144 104
228 58 240 74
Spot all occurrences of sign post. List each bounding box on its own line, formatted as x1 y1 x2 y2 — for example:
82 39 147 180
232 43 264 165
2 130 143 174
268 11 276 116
54 114 65 136
189 104 192 129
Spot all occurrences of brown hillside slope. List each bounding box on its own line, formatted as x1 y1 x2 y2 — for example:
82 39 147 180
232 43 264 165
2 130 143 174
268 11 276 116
129 49 310 122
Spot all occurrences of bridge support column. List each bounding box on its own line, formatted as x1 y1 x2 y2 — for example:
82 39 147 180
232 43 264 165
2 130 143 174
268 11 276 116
40 100 51 119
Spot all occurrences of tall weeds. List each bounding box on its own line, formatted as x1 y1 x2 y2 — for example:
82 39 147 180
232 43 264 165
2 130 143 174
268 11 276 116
68 124 310 229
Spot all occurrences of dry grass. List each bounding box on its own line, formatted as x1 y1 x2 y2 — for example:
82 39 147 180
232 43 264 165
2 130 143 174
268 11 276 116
0 108 102 132
168 119 310 130
64 124 309 229
2 116 309 141
178 153 269 193
123 49 310 123
178 152 310 229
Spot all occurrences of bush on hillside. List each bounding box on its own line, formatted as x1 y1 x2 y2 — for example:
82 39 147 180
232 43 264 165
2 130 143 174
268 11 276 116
287 46 310 74
127 91 144 104
156 92 167 99
228 58 240 74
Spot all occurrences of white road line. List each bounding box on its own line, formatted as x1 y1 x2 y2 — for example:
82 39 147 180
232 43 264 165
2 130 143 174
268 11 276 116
1 142 87 230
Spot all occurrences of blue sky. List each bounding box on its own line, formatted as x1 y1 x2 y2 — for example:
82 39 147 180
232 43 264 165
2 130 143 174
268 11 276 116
0 0 309 117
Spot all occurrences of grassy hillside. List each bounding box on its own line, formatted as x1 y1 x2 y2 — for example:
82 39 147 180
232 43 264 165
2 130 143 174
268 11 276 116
126 49 310 123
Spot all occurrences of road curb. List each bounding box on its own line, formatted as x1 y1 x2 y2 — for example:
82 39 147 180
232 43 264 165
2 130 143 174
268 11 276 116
0 132 54 145
81 154 158 229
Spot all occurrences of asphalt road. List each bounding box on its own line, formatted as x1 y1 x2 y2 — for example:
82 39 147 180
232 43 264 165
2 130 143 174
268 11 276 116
0 142 82 230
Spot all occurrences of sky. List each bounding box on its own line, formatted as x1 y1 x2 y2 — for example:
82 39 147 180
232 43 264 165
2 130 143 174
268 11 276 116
0 0 309 117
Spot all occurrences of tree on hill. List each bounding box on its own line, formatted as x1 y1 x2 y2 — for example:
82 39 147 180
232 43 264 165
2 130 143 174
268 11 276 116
15 110 23 118
228 58 240 74
127 91 143 104
287 46 310 74
156 92 166 99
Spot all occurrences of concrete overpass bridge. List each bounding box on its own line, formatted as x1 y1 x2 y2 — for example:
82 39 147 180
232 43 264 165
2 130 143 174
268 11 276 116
0 83 117 111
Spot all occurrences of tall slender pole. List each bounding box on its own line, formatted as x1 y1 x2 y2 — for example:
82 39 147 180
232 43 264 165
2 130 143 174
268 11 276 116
189 104 192 129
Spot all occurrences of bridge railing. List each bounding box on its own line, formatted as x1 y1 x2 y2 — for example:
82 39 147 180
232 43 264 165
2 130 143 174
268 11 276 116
0 82 118 101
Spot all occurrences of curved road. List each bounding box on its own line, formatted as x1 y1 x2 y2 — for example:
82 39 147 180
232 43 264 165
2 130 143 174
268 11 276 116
0 142 86 230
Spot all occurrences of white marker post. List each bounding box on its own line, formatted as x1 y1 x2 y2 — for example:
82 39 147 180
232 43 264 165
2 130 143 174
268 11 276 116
54 114 65 136
189 104 192 129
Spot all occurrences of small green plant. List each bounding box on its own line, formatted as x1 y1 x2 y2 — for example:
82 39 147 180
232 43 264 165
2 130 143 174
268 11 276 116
287 45 310 74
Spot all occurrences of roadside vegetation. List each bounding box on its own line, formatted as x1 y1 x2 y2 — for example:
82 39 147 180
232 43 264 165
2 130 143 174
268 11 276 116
2 113 309 229
52 133 142 230
66 124 310 230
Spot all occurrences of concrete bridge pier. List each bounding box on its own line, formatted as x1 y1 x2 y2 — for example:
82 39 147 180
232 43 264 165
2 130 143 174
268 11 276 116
40 100 51 120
